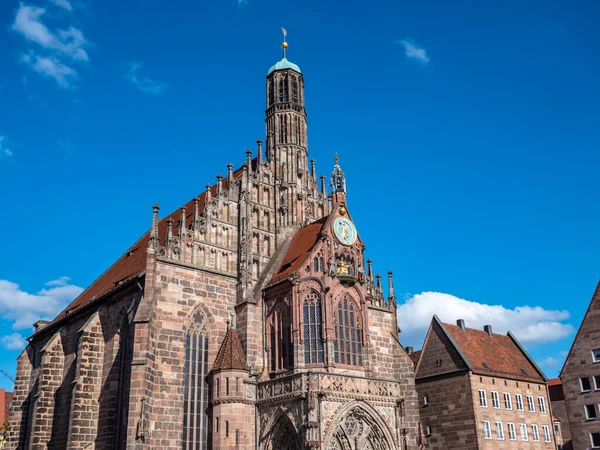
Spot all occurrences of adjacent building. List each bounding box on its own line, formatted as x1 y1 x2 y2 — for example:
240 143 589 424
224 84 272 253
0 388 13 426
560 281 600 450
415 315 556 449
7 38 426 449
548 378 571 449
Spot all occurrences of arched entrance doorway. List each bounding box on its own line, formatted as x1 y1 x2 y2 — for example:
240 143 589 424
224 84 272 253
326 404 394 450
268 414 301 450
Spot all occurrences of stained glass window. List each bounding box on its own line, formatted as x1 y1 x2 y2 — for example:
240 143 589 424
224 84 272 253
303 292 324 364
268 301 292 372
334 296 362 366
183 311 209 450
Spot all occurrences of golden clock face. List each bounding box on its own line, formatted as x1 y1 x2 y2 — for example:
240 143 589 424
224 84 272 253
333 217 357 246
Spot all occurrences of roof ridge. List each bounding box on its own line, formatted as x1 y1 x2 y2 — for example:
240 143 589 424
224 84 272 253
212 326 248 371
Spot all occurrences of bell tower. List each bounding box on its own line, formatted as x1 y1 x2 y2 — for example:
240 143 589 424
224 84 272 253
265 29 322 244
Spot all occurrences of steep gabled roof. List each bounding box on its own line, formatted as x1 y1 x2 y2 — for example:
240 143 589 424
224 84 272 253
269 215 328 285
409 350 422 366
547 377 561 387
51 167 245 325
212 326 248 371
559 280 600 378
439 318 546 382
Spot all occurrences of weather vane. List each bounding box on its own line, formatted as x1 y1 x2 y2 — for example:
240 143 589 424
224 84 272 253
281 27 288 58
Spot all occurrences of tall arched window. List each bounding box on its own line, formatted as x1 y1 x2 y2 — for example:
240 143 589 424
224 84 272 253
183 311 209 450
292 76 299 103
334 296 363 366
279 76 288 102
303 292 324 364
268 302 292 372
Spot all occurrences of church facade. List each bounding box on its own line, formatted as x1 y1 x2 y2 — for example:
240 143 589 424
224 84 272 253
8 43 425 450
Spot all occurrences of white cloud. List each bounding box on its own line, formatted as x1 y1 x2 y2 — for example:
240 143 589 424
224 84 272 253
395 39 430 64
0 277 83 331
126 62 168 95
539 356 560 368
1 333 27 351
0 136 13 157
50 0 72 11
22 53 77 87
12 3 89 87
397 291 573 347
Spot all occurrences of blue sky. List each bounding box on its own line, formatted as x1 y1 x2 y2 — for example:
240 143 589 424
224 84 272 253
0 0 599 390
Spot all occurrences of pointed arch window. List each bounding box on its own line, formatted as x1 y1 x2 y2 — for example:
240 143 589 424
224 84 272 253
303 292 324 364
292 77 299 103
334 296 363 366
183 311 209 450
279 75 288 102
268 301 292 372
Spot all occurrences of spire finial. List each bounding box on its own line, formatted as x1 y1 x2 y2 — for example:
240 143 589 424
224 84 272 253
281 27 288 59
230 312 235 329
330 154 347 194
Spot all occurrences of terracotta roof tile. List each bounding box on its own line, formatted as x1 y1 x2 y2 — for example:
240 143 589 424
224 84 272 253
269 216 328 285
52 168 245 324
212 327 248 371
409 350 422 366
547 377 561 387
444 323 545 382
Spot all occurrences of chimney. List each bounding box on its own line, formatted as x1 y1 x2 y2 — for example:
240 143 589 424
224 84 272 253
484 325 493 337
457 319 466 331
405 346 414 355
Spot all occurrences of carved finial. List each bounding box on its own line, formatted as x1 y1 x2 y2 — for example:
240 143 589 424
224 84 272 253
367 259 374 285
257 139 263 165
246 149 252 174
216 174 223 197
388 270 396 300
230 312 235 329
179 206 186 236
310 159 316 178
330 154 346 194
376 274 382 289
320 174 326 194
166 217 174 241
205 184 211 201
149 204 160 249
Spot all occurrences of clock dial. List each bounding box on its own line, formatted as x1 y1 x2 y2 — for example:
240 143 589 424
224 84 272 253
333 217 357 246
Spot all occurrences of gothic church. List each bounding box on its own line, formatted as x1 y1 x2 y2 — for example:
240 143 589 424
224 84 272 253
8 38 424 450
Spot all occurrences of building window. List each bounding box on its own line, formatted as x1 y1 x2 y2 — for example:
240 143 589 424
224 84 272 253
515 394 524 411
507 422 517 441
235 429 239 446
216 378 220 397
542 425 551 442
291 77 299 103
491 391 500 409
225 420 229 438
235 378 239 396
216 417 219 433
504 392 513 410
581 376 593 392
334 296 362 366
585 404 597 420
538 396 547 413
226 377 229 396
591 432 600 448
495 421 504 440
304 292 324 364
423 395 429 406
182 311 210 450
319 257 324 272
592 348 600 363
482 421 492 439
531 424 540 442
278 76 288 102
269 300 292 372
594 375 600 391
425 426 432 436
526 395 535 412
554 423 560 435
519 423 528 441
479 389 488 408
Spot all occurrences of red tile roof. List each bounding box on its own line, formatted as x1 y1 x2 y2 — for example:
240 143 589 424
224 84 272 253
443 322 545 383
269 216 328 285
409 350 422 366
552 414 560 422
212 326 248 371
547 377 562 387
51 168 245 325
